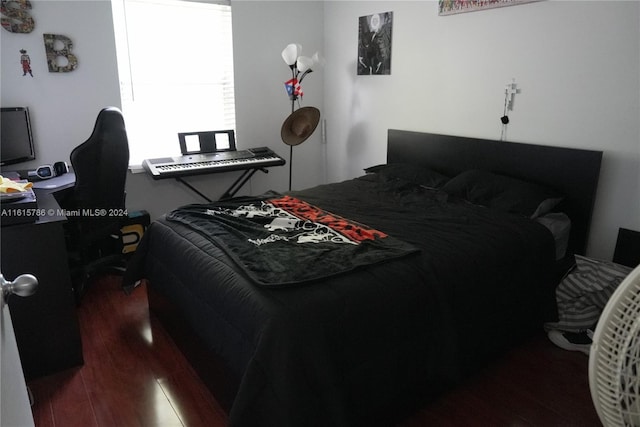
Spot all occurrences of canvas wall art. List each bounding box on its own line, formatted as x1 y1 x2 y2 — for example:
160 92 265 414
357 11 393 75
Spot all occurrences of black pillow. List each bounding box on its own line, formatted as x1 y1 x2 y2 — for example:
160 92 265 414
364 163 449 189
441 169 563 218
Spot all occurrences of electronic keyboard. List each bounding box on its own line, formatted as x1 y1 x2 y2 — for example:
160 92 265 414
142 147 285 179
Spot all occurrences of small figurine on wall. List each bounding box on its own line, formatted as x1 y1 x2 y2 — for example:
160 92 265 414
19 48 33 77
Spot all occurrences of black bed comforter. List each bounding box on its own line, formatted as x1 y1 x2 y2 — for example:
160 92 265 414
124 173 556 427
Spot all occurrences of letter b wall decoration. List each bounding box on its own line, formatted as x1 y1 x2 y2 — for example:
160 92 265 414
43 33 78 72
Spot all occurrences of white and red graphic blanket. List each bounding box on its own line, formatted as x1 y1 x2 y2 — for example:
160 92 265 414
167 194 419 286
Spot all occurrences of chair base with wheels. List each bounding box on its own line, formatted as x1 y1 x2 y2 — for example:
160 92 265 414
65 223 128 303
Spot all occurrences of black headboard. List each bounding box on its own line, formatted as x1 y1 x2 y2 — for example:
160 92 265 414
387 130 603 257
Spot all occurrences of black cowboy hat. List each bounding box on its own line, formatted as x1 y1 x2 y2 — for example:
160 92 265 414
281 106 321 146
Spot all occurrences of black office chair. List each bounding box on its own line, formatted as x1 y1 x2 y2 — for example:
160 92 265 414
63 107 130 303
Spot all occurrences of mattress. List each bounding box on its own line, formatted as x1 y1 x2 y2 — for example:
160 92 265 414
124 172 557 427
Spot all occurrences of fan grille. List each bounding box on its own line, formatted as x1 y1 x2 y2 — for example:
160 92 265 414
590 265 640 427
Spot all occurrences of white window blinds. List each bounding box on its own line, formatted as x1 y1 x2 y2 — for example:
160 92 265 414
111 0 235 166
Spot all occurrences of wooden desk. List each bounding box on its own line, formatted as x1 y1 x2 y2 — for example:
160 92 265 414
0 174 83 380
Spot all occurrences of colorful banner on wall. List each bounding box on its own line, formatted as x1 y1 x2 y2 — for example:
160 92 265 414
439 0 543 16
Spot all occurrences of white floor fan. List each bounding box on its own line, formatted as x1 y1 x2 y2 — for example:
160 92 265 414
590 264 640 426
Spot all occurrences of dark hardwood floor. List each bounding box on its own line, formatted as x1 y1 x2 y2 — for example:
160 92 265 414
28 275 602 427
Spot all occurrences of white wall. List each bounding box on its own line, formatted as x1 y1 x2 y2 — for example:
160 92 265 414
231 0 325 193
323 0 640 260
0 0 120 166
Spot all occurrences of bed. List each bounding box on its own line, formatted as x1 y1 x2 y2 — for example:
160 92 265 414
123 130 603 427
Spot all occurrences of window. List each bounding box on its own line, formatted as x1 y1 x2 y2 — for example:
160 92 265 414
111 0 235 166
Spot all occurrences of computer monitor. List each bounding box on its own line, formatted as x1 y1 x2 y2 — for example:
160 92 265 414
1 107 36 167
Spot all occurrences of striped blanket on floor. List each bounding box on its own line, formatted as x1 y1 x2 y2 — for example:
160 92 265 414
545 255 633 333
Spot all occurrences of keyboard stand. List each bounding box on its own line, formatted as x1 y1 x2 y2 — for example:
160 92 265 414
175 166 269 202
175 176 213 202
219 167 268 200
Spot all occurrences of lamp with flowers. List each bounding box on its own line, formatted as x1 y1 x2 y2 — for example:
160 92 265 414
280 43 323 191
